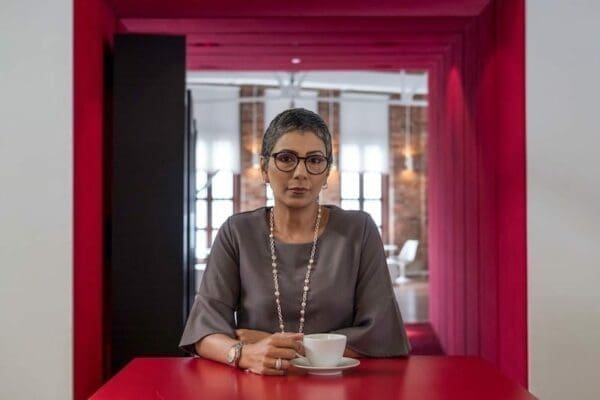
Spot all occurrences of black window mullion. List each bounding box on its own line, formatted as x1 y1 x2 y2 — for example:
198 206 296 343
206 174 213 250
359 173 365 210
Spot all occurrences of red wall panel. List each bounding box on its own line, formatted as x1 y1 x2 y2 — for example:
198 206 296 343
494 0 527 386
73 0 526 393
428 0 526 386
73 0 116 398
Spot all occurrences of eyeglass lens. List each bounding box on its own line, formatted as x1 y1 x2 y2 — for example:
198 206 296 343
274 152 328 174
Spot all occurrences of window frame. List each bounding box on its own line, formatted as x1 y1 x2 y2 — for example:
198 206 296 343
340 172 389 243
195 171 240 264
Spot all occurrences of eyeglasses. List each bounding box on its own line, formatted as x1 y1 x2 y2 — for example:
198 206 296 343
270 151 330 175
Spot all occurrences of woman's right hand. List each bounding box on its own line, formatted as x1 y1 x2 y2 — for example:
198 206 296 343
238 332 304 375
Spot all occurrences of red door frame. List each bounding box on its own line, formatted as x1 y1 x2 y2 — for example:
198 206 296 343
74 1 526 398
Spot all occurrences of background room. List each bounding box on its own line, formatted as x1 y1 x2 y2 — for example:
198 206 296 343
187 70 437 351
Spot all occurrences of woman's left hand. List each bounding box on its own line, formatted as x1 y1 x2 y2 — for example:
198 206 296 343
235 329 271 344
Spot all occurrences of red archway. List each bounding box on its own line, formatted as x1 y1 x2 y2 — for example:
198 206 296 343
74 1 525 398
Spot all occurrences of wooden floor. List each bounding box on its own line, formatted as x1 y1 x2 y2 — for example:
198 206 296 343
393 277 429 323
393 277 445 355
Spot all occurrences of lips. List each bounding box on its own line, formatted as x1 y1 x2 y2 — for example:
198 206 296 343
288 187 309 194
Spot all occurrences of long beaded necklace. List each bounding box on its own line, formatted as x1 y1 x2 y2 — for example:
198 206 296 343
269 205 322 333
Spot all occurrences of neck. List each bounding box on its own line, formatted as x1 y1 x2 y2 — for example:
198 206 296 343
272 202 320 239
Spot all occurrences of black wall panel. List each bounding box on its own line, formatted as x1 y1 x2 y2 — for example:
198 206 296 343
110 34 187 374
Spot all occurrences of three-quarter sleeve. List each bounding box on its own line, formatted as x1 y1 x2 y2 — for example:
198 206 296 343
179 218 240 355
330 214 411 357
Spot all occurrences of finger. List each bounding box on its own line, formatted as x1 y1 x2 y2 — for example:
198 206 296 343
266 347 297 360
276 359 291 371
252 367 285 376
271 333 304 348
264 368 286 376
269 358 291 371
274 332 304 340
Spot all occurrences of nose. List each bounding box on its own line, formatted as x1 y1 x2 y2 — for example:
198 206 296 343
291 159 309 178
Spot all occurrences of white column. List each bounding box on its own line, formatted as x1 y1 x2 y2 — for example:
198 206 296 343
527 2 600 399
0 1 73 399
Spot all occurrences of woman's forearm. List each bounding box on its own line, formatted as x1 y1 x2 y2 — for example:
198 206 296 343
195 333 238 364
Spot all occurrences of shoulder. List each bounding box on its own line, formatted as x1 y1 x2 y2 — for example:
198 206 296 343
325 205 376 237
213 207 266 251
223 207 267 236
326 205 373 224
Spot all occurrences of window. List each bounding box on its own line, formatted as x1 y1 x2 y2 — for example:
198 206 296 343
341 172 386 235
266 184 274 208
195 170 237 263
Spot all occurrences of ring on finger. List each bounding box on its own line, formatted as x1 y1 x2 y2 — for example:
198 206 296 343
275 358 282 370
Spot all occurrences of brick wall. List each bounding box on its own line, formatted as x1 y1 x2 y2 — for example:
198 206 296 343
317 90 341 206
239 86 267 212
390 96 428 265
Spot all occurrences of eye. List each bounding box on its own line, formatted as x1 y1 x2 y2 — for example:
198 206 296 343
307 155 326 164
276 152 297 163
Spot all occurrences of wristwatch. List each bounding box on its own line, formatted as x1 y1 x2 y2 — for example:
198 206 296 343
226 341 244 368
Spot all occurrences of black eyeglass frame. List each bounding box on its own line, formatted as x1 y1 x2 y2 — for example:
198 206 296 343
269 151 331 175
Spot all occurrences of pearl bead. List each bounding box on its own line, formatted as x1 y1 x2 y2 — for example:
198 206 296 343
309 259 314 264
272 262 276 267
274 291 280 296
303 286 309 291
304 279 309 284
302 302 306 307
272 255 276 260
300 310 305 315
300 317 305 322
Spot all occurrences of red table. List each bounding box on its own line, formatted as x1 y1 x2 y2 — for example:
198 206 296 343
90 357 537 399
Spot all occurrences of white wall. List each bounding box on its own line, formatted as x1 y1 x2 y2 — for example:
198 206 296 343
527 2 600 399
0 1 73 399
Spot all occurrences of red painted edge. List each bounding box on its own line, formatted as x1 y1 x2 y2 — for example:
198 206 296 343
73 1 527 396
74 0 116 399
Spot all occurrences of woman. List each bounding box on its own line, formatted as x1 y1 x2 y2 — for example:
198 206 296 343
180 108 410 375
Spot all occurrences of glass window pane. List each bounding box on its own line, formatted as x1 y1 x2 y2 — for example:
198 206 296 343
341 172 360 199
195 229 208 261
196 171 207 198
196 200 207 228
364 200 382 227
363 172 381 199
212 170 233 198
341 200 360 211
212 200 233 229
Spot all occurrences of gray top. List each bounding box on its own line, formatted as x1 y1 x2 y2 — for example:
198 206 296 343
179 205 411 357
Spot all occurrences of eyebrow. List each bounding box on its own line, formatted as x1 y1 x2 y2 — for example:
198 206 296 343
277 149 325 156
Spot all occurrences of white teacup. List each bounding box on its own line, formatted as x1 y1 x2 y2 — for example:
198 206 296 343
303 333 347 367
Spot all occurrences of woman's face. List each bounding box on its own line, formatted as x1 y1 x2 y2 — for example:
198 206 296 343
262 130 329 210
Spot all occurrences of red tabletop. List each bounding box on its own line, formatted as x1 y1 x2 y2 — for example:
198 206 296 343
90 356 537 400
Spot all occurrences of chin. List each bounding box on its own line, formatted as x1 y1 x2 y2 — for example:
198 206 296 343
280 196 318 209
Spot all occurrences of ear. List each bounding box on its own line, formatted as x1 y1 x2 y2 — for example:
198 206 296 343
260 156 270 183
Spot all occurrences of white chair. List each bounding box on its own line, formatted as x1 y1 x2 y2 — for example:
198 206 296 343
387 240 419 284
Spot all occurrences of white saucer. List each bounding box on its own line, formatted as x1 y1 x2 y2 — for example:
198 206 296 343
290 357 360 376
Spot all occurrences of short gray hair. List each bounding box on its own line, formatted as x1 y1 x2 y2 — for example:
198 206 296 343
260 108 332 165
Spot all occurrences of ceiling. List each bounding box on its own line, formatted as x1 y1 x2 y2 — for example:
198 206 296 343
108 0 491 71
108 1 491 18
187 71 429 101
